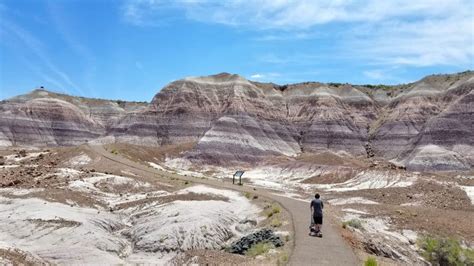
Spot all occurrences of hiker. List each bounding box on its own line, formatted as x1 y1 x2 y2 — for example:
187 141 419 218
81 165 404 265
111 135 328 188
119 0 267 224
310 193 324 237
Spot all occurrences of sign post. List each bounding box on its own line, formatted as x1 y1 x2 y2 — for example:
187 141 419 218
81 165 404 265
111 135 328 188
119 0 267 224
233 171 244 185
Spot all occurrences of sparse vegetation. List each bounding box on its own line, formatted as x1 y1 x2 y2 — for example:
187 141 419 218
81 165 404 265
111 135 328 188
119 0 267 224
270 217 282 227
115 100 125 107
418 236 474 266
277 251 289 265
328 82 344 87
265 204 281 218
364 257 377 266
243 192 258 200
110 149 119 155
245 242 274 257
363 84 394 90
342 219 363 230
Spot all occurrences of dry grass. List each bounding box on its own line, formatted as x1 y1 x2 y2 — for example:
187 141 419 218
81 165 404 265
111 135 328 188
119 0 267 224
245 242 274 257
265 204 281 218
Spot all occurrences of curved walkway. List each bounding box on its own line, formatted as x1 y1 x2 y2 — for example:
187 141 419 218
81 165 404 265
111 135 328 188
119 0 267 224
89 145 359 265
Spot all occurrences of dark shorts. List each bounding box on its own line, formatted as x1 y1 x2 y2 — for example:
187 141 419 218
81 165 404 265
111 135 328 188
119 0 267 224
313 215 323 225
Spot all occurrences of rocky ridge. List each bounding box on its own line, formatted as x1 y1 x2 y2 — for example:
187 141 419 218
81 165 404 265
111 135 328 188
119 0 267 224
1 71 472 171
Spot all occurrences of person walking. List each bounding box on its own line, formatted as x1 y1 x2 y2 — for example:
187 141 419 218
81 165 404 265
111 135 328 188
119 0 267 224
310 193 324 237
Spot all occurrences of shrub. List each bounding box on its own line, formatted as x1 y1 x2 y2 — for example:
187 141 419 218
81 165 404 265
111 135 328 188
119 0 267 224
364 257 377 266
418 236 474 265
342 219 363 230
266 204 281 218
245 242 274 257
277 251 289 265
110 149 118 155
244 192 252 199
271 217 282 227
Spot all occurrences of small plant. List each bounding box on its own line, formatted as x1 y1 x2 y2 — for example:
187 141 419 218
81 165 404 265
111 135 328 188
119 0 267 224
253 195 259 200
245 242 274 257
277 251 289 266
364 257 377 266
184 181 189 185
342 219 363 230
244 192 252 199
270 217 282 227
266 204 281 218
110 149 118 155
418 235 474 265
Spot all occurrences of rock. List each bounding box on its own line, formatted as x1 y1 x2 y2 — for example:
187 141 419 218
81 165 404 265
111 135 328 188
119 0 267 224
365 143 375 158
364 239 402 260
228 228 284 254
18 150 27 157
239 219 257 226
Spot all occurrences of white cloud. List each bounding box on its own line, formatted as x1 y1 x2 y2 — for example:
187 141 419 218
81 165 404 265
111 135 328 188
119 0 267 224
254 31 316 41
250 74 263 79
349 13 474 67
248 72 281 81
123 0 470 29
122 0 474 68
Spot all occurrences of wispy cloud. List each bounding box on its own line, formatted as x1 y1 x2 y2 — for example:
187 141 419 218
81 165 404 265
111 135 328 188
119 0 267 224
1 17 81 93
249 72 280 80
250 74 263 79
122 0 474 68
46 2 95 64
254 31 316 41
122 0 470 29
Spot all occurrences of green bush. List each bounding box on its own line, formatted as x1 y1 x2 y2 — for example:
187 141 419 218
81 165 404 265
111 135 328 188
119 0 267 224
342 219 363 230
418 236 474 265
245 242 274 257
364 257 377 266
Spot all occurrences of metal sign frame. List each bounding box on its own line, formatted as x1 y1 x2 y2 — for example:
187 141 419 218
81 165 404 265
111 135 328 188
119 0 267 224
233 171 244 185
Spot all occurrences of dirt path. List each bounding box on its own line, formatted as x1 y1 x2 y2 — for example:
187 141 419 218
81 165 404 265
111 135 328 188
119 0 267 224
89 145 359 265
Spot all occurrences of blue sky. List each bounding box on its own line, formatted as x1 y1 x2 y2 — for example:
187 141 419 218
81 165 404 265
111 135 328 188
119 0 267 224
0 0 473 101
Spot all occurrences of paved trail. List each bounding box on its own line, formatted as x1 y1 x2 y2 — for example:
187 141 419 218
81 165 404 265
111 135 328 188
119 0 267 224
89 145 359 265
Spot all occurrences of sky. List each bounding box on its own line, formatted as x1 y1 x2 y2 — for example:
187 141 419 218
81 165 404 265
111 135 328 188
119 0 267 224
0 0 473 101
